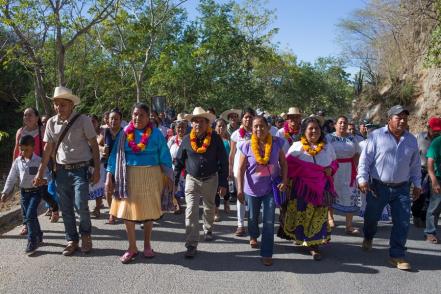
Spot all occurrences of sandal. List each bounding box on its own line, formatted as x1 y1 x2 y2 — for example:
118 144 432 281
120 251 138 264
309 246 322 261
50 211 60 223
143 247 155 258
106 216 116 225
426 234 438 244
19 225 28 236
345 227 360 235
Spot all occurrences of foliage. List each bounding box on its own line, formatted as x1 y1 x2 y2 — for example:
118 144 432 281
0 0 354 123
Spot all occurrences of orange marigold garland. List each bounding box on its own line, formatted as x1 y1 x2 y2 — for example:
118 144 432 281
251 134 272 165
190 127 212 153
301 136 325 156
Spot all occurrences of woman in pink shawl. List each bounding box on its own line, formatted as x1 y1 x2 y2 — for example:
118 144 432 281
278 117 338 261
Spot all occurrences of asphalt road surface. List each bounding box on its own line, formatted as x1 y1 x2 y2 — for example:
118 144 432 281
0 204 440 294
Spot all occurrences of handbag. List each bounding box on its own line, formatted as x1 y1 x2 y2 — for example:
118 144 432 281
267 166 287 208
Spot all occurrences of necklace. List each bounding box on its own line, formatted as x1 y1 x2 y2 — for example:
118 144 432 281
238 126 251 139
301 136 325 156
283 122 299 144
251 134 272 165
190 127 212 153
125 121 152 153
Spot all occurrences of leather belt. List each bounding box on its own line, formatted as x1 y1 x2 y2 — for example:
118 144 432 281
57 161 89 170
192 174 216 181
373 179 408 188
21 187 40 193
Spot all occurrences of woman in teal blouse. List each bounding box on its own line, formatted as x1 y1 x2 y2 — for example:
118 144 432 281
107 103 173 264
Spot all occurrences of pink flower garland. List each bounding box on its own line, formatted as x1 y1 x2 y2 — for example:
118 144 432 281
125 121 153 153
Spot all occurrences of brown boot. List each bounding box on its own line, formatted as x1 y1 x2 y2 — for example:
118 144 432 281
62 241 79 256
81 235 92 253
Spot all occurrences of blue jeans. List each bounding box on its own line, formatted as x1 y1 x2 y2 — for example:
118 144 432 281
56 166 91 242
20 189 42 243
363 180 411 258
424 191 441 235
246 193 276 257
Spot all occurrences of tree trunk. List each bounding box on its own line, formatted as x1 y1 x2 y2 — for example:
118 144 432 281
33 67 52 115
57 45 66 86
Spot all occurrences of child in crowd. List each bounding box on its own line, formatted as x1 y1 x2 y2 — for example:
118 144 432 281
1 135 51 255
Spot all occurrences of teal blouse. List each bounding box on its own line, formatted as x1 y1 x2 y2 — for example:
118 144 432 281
107 127 172 175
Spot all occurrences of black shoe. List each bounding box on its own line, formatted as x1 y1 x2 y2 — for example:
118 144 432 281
185 246 197 258
204 231 214 242
25 241 38 255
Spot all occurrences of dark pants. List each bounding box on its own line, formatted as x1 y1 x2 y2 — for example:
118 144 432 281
411 169 429 221
20 189 42 243
363 180 411 258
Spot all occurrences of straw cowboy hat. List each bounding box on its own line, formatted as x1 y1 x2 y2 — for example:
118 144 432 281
220 109 241 121
174 112 187 122
280 112 287 120
184 107 216 124
287 107 301 116
51 86 80 106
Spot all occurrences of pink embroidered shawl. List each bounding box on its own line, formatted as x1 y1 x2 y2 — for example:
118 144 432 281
286 155 339 206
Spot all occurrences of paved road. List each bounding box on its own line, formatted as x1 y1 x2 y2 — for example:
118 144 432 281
0 204 440 294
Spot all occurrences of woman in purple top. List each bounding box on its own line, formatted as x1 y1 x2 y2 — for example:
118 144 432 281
237 116 288 266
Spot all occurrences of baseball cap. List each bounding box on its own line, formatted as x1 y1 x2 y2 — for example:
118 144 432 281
387 105 410 117
428 117 441 132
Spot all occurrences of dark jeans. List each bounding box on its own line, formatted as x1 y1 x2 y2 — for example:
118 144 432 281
363 180 411 258
20 189 42 243
411 169 429 220
56 165 91 242
215 192 231 208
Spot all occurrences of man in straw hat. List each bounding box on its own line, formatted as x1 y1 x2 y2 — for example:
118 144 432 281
357 105 421 271
221 109 241 136
276 107 302 153
34 86 100 256
174 107 229 258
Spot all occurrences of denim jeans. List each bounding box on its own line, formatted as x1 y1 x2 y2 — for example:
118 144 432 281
246 193 276 257
363 180 411 258
424 191 441 235
20 189 42 243
56 166 91 242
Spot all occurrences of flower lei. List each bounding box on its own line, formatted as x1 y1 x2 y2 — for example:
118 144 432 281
283 122 299 145
238 126 251 139
251 134 272 165
301 136 325 156
125 121 153 153
190 127 212 153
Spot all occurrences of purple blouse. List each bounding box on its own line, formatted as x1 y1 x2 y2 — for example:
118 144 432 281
239 136 284 197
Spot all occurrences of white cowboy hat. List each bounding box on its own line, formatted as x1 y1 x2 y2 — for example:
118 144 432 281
184 107 216 124
220 109 241 121
51 86 80 106
174 113 187 122
287 107 301 116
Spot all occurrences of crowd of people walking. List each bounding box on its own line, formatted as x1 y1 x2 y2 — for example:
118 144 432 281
2 86 441 271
